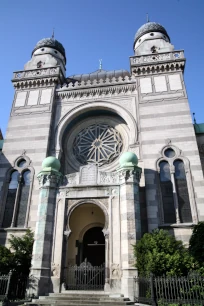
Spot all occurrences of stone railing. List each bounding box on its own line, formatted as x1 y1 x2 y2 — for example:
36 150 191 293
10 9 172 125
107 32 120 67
130 50 185 66
12 66 60 80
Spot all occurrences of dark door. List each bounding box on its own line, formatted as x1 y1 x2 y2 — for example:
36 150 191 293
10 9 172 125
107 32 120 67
82 227 105 266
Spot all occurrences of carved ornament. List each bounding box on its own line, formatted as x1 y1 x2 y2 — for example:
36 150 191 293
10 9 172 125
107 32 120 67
51 262 60 277
37 173 62 187
132 61 185 76
56 84 136 101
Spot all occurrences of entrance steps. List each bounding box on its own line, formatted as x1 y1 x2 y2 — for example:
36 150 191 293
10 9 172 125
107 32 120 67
26 291 134 306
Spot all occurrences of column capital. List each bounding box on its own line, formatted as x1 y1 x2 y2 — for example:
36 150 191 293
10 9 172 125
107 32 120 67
118 166 142 184
37 170 63 188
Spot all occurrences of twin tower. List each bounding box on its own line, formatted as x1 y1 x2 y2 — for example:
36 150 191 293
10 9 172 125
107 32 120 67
0 22 203 300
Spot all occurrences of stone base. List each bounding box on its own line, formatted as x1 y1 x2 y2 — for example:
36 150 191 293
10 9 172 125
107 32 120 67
29 267 51 296
50 276 61 293
121 268 137 301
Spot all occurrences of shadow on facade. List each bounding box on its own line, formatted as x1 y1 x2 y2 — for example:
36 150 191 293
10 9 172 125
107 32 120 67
0 151 13 245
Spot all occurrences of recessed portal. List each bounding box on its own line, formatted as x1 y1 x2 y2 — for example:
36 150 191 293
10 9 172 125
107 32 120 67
66 203 106 290
83 227 105 266
68 203 105 266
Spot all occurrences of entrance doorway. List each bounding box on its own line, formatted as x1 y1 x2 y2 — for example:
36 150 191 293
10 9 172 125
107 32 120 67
82 227 105 266
66 203 106 290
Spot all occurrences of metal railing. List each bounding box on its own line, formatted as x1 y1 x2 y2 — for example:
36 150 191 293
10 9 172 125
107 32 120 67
66 261 105 290
0 272 37 303
134 274 204 305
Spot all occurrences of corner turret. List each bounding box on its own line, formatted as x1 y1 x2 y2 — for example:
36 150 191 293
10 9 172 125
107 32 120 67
24 37 66 76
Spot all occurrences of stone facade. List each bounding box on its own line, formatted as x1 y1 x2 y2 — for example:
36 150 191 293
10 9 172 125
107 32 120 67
0 22 204 300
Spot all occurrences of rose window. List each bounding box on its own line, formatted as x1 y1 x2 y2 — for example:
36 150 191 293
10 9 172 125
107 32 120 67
73 124 123 166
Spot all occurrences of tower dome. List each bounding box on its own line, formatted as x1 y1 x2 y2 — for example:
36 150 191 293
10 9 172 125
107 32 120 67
32 37 66 63
134 22 170 45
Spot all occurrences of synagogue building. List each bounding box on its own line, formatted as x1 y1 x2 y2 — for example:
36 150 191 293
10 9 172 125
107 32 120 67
0 21 204 299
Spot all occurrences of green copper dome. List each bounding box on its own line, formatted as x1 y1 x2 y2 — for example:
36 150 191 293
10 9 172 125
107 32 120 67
119 152 138 167
42 156 61 171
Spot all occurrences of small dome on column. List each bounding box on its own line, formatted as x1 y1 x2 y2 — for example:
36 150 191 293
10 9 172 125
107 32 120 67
42 156 61 172
119 152 138 167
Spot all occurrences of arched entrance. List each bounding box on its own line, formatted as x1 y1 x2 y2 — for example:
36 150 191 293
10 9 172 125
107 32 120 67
82 227 105 266
65 202 107 290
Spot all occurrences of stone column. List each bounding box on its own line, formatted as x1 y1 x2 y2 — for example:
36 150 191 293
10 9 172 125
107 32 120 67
30 157 62 296
118 152 142 301
102 228 110 291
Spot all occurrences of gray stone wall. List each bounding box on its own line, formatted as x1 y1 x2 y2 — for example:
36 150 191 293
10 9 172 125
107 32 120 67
137 71 204 233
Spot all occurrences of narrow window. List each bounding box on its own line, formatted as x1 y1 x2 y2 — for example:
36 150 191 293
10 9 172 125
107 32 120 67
2 171 19 227
174 160 192 223
16 170 31 227
159 161 176 223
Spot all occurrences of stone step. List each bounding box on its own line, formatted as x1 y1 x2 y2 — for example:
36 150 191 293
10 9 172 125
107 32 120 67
27 304 134 306
48 293 111 298
25 292 134 306
31 300 133 305
59 291 124 297
38 296 127 301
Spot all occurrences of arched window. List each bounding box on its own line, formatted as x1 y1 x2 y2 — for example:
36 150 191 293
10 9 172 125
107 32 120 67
16 170 31 227
1 156 33 228
2 171 19 228
159 161 176 224
174 160 192 223
157 146 193 225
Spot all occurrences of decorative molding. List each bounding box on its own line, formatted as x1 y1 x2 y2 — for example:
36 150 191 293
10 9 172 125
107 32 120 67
119 168 142 183
58 75 136 90
132 61 185 76
130 51 184 66
65 173 79 185
13 78 59 89
12 66 64 89
56 83 137 101
51 262 60 277
37 173 62 187
99 172 119 184
111 263 121 279
102 228 109 238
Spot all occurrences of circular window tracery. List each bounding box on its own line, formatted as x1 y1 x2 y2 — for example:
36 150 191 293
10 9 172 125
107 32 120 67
73 124 123 166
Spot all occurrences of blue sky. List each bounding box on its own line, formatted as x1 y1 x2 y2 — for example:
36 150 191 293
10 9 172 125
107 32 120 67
0 0 203 136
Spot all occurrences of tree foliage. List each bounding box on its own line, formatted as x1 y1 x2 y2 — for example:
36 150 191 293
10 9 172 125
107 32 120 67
0 245 14 274
0 229 34 276
133 229 197 277
8 229 34 275
189 222 204 266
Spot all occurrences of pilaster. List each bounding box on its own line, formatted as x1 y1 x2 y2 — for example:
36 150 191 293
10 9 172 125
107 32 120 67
30 168 62 296
118 165 142 301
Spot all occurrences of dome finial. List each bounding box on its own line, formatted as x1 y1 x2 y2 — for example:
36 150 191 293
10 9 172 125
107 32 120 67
193 112 197 124
146 13 150 23
99 59 102 70
52 28 55 39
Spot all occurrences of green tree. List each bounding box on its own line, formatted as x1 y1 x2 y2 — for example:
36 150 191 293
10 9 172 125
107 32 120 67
134 229 197 277
0 245 14 274
8 229 34 276
189 222 204 267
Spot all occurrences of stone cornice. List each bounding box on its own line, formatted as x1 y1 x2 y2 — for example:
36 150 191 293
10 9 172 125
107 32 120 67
56 83 137 100
12 66 65 89
132 61 185 76
130 50 186 75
